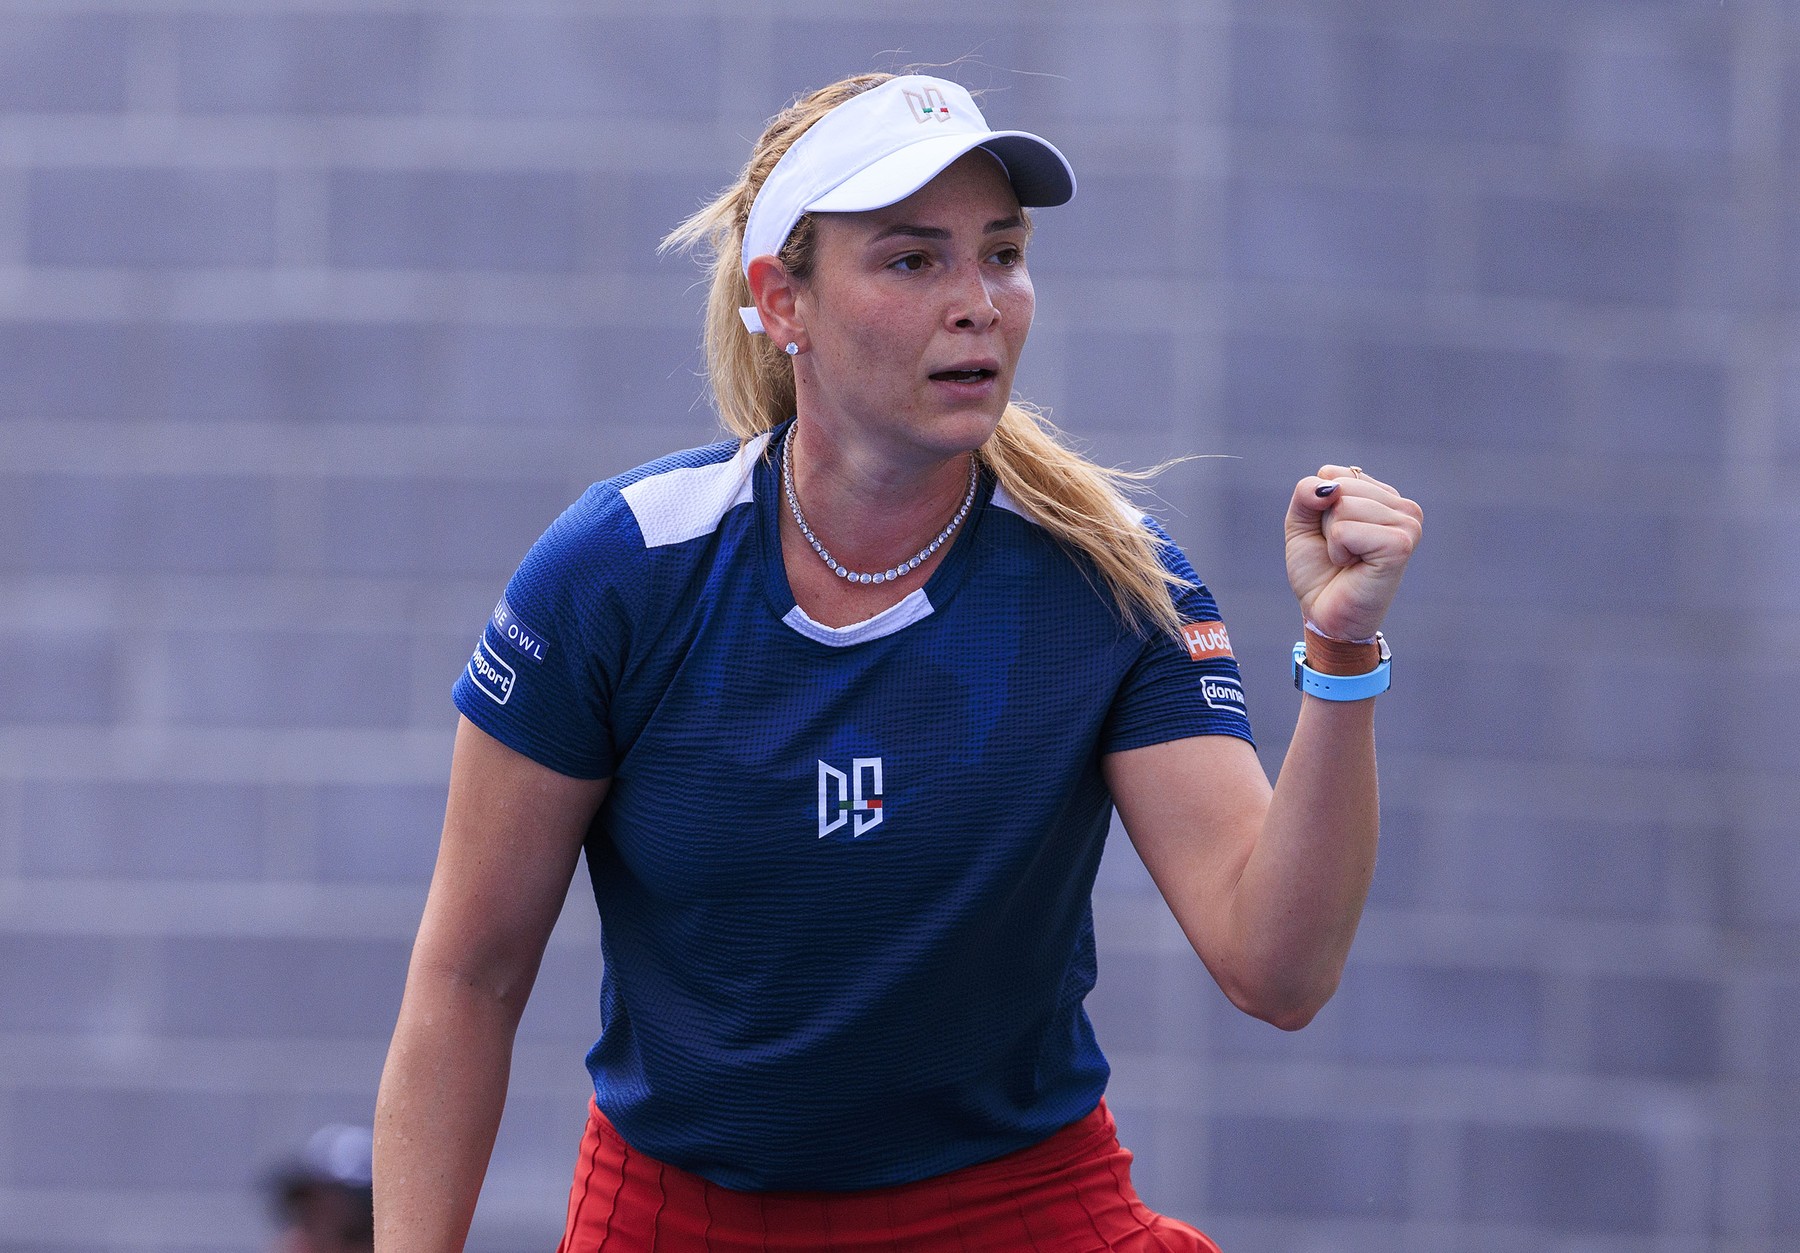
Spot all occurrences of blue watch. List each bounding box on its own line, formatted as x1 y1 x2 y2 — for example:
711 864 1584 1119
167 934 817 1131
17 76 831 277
1292 633 1391 701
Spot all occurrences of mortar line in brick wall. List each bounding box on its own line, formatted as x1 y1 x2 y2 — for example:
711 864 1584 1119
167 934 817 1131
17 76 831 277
263 779 322 882
0 881 604 948
0 421 626 479
1163 0 1234 608
0 1030 391 1080
1103 1052 1743 1135
1717 0 1791 508
1228 284 1758 348
0 727 455 784
1350 918 1740 973
0 1187 267 1249
124 7 179 115
0 270 703 324
0 115 743 169
4 0 732 18
0 169 26 269
0 778 21 881
118 624 168 731
0 573 508 633
1405 1117 1462 1227
1656 1124 1720 1244
0 878 427 937
1710 1121 1778 1245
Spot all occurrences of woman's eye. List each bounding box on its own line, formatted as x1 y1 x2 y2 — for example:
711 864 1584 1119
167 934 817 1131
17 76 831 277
890 253 927 273
991 246 1022 266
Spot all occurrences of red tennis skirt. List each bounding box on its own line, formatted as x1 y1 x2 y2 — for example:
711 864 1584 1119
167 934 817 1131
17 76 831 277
557 1097 1221 1252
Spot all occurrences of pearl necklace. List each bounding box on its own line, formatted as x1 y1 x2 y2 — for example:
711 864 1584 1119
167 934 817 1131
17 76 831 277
781 423 979 586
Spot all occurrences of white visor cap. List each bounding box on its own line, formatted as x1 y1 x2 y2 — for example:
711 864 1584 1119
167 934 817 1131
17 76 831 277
738 76 1075 334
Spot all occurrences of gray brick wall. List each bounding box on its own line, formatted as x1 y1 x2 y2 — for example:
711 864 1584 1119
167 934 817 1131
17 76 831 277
2 1 1795 1250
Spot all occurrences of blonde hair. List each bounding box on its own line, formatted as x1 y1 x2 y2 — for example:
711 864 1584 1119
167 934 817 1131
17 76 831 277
661 72 1189 638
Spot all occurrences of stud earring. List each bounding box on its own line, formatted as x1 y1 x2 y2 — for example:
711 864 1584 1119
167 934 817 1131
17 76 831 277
784 342 800 357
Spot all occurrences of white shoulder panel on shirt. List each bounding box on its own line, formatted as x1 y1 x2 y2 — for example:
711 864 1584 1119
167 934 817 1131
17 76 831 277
621 433 770 549
989 483 1028 517
989 483 1147 527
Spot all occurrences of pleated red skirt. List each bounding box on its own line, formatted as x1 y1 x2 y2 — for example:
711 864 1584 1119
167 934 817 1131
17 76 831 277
557 1097 1221 1252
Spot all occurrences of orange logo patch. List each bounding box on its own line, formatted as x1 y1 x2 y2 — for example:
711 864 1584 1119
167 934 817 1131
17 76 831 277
1181 621 1234 662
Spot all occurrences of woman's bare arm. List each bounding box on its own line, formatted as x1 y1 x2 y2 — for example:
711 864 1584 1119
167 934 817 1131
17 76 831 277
1104 701 1375 1031
373 716 609 1252
1103 465 1419 1029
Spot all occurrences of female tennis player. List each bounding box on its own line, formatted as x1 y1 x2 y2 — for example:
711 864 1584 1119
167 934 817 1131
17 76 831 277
373 71 1422 1251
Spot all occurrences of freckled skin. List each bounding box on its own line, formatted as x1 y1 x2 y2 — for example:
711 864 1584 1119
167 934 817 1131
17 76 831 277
793 150 1035 479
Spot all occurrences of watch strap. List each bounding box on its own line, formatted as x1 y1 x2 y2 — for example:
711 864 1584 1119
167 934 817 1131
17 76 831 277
1292 632 1391 701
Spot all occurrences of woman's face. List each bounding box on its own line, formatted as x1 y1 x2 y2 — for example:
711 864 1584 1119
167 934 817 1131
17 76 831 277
792 150 1034 467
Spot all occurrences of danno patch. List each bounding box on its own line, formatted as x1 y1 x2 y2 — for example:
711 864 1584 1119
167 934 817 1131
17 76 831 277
1201 675 1247 714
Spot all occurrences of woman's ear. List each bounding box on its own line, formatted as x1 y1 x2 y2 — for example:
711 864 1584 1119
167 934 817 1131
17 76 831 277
745 255 805 350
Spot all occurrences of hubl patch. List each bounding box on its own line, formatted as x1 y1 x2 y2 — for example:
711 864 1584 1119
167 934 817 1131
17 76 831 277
1181 620 1234 662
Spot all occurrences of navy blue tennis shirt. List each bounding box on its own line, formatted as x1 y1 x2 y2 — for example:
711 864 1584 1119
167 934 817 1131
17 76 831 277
453 424 1254 1190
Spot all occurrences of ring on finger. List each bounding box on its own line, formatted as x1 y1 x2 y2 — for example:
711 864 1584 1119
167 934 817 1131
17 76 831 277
1348 466 1364 478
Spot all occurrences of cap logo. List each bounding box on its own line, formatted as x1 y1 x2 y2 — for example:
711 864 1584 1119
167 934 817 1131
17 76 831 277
903 86 952 123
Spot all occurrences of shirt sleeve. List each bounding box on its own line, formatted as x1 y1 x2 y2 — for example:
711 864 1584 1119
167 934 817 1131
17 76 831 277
1099 517 1256 755
451 485 631 779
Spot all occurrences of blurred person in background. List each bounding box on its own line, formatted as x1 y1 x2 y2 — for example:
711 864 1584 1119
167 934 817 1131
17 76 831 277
375 70 1421 1250
266 1124 374 1253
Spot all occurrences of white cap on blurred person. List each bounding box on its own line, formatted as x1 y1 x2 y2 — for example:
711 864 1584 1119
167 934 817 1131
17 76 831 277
292 1124 374 1189
267 1125 374 1253
738 75 1076 334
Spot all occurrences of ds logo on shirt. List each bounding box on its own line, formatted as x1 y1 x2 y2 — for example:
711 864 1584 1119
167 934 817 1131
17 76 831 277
818 757 883 838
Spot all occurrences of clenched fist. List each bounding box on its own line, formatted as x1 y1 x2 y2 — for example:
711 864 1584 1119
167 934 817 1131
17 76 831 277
1285 466 1423 644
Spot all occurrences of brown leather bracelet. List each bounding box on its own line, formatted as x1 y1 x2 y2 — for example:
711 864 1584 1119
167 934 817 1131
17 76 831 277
1304 632 1382 676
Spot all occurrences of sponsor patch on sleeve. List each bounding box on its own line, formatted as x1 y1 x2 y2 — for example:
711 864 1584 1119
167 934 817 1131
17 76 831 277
490 596 550 664
466 638 516 705
1180 620 1234 662
1201 675 1248 714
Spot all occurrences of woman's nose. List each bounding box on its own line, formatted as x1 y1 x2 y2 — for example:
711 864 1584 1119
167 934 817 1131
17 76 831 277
949 270 1001 330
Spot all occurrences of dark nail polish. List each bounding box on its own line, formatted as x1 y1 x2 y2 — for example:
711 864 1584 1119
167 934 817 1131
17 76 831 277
1315 483 1338 497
